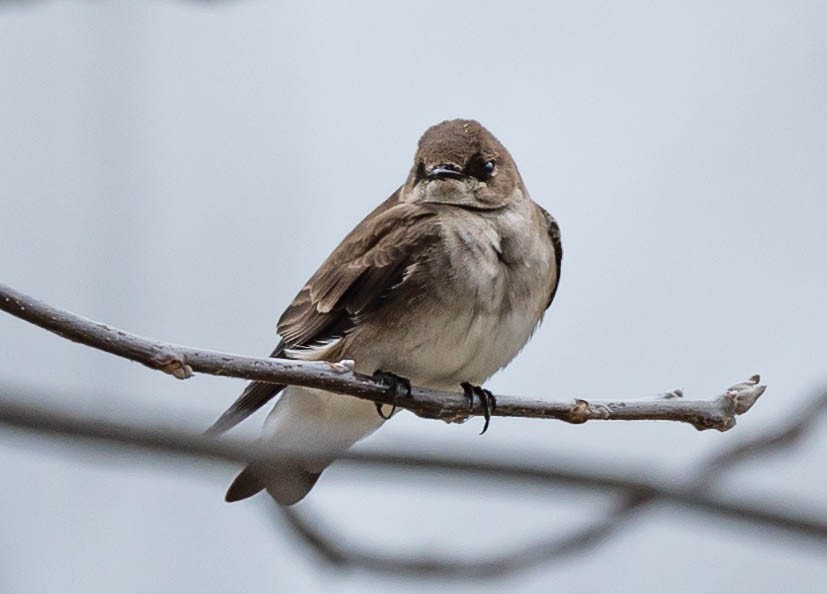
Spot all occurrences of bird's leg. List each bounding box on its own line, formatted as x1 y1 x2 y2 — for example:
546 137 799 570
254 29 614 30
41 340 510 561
460 382 497 435
372 370 412 420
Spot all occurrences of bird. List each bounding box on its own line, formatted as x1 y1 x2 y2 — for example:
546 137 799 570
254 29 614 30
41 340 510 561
209 119 562 505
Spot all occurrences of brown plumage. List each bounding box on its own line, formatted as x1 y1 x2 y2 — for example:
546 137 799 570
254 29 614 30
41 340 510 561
213 119 562 505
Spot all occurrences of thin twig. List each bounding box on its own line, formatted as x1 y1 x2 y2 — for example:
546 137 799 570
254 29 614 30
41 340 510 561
0 282 765 430
693 384 827 488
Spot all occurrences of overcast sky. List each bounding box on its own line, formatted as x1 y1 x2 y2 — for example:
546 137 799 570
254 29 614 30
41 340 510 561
1 1 826 593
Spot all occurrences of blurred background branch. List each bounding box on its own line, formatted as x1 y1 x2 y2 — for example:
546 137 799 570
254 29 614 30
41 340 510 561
0 384 825 578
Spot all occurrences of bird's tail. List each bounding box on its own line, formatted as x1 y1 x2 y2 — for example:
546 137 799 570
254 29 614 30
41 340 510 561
225 462 321 505
224 385 386 506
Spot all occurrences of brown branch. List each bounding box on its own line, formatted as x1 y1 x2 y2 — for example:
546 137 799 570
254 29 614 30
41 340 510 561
277 496 648 578
0 282 765 430
1 387 825 581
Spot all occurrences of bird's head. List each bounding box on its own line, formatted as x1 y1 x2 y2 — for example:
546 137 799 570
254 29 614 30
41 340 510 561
403 119 524 210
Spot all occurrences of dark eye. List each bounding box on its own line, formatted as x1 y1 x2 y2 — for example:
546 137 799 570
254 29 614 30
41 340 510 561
483 160 496 177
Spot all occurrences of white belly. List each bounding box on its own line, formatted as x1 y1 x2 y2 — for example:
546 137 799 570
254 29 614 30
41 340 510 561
262 386 386 473
391 304 541 390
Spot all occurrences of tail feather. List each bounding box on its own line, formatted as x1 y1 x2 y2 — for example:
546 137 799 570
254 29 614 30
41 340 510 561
207 343 286 435
225 462 322 506
225 465 265 502
223 385 384 506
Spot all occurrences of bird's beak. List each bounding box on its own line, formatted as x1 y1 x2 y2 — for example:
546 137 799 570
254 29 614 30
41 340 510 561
427 165 465 181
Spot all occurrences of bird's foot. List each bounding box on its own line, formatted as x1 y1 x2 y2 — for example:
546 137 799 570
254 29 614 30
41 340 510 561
372 370 412 420
461 382 497 435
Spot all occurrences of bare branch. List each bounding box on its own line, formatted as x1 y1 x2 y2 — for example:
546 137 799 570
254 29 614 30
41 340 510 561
1 387 825 582
0 282 765 430
277 496 648 578
0 281 777 577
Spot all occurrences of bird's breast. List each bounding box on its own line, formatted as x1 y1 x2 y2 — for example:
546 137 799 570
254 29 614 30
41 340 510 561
344 204 554 390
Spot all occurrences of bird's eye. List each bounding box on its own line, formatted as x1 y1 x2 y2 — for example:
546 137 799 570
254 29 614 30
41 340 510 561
483 160 496 177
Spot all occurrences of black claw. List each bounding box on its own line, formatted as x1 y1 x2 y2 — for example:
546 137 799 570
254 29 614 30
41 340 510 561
461 382 496 435
372 370 412 420
477 387 496 435
374 400 393 420
461 382 475 408
479 387 491 435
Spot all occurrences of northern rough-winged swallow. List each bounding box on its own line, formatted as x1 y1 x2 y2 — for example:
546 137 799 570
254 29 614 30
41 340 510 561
210 119 562 505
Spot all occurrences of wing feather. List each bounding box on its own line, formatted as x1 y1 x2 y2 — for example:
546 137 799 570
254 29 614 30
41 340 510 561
209 189 440 433
539 206 563 309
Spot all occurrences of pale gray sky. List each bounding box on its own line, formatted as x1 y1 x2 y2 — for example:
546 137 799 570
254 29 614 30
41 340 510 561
1 1 826 593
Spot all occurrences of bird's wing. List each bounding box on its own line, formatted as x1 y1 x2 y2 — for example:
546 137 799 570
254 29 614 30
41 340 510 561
539 206 563 309
277 195 440 346
208 190 441 434
206 341 287 434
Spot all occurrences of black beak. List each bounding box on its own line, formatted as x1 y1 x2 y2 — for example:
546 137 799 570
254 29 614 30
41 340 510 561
427 165 465 181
